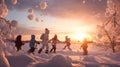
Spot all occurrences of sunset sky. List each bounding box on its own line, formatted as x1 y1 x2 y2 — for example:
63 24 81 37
5 0 108 41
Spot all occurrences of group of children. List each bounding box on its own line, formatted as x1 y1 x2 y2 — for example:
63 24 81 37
15 28 92 55
15 28 73 55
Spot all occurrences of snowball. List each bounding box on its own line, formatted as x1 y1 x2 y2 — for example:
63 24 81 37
28 8 34 14
0 18 17 40
35 17 40 22
0 4 8 18
9 20 17 30
40 0 48 10
0 19 11 36
11 0 17 5
11 20 18 28
28 14 34 20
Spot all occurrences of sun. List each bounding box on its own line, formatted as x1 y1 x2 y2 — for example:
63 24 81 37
74 32 87 41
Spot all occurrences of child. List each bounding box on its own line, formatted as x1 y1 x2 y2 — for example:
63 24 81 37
38 28 50 54
63 36 72 51
28 35 39 54
49 34 60 53
80 38 93 55
15 35 24 52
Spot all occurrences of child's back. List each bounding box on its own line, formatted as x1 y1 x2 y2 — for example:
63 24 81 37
15 35 24 51
30 35 36 47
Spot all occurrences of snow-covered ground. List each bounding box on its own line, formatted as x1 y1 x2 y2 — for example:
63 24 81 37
1 42 120 67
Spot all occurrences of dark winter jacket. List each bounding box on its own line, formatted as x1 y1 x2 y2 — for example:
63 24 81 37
15 35 24 48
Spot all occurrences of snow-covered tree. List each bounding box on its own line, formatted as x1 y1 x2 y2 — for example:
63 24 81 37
0 0 18 66
96 0 120 52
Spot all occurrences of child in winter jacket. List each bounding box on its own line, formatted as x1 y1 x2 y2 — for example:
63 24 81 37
49 34 60 53
63 36 72 51
80 38 93 55
38 28 49 54
15 35 24 52
28 35 39 54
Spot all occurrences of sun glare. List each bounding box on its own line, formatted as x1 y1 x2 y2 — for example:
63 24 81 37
74 32 88 41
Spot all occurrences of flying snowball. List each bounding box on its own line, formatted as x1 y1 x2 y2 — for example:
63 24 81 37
11 0 17 5
40 0 48 10
28 14 34 20
0 4 8 18
11 20 18 28
28 8 34 14
2 7 8 17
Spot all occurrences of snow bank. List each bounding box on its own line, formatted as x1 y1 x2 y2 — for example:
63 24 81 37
35 55 72 67
7 54 37 67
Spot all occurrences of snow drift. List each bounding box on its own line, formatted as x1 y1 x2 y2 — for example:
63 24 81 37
35 55 72 67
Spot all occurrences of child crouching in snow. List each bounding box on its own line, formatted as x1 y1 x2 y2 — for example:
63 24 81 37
28 35 40 54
